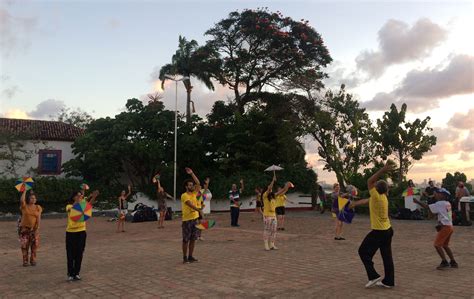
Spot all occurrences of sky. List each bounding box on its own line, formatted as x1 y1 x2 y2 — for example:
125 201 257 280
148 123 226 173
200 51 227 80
1 0 473 184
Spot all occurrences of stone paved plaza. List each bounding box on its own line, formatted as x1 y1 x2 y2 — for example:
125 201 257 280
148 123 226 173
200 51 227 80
1 211 473 298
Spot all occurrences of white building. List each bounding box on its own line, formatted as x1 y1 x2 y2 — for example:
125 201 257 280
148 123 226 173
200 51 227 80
0 118 83 178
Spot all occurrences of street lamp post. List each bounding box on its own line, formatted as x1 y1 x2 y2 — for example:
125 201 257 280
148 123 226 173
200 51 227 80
164 75 189 202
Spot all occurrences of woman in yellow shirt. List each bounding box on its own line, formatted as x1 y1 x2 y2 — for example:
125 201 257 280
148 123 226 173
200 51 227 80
262 175 292 251
19 190 42 267
275 186 295 231
65 189 99 282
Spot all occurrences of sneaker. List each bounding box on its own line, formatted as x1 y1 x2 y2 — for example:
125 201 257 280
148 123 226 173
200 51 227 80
183 257 189 264
270 243 279 250
188 256 198 263
30 261 36 266
450 261 459 268
365 277 382 288
375 281 393 289
73 275 81 281
437 260 450 270
23 262 29 267
67 276 74 282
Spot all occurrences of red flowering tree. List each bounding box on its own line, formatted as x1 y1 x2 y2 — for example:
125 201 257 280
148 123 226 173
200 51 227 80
205 8 333 113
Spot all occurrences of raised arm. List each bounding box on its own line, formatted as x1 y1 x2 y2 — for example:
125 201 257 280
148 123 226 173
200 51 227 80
275 182 293 196
239 179 244 193
88 190 100 205
266 175 277 193
368 161 394 190
185 167 201 189
20 190 27 208
203 177 210 192
125 184 132 199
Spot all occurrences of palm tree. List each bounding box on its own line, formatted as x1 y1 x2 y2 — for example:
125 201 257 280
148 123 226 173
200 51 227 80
159 36 218 123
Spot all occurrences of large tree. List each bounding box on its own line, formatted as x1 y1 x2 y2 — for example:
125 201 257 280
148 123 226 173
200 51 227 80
296 85 376 188
376 103 437 183
205 8 332 113
159 36 219 123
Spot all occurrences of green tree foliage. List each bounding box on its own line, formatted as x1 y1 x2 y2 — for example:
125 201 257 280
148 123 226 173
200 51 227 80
296 85 376 189
56 107 94 129
159 36 219 123
205 8 332 113
376 103 437 183
442 172 472 196
63 99 178 195
64 95 317 201
0 131 39 177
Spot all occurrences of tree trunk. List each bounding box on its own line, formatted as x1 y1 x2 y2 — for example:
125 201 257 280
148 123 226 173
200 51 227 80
186 89 192 124
183 80 192 124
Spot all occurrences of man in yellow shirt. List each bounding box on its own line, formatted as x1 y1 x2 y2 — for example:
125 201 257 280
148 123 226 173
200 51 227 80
181 168 203 264
350 162 395 289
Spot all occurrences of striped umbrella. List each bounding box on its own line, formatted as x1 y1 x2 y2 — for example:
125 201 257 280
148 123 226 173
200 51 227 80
15 177 34 192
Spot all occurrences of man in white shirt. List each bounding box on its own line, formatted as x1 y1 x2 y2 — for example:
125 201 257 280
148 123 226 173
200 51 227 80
414 188 458 270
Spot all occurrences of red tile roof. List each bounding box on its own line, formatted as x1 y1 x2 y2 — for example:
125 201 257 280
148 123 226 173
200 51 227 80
0 118 84 141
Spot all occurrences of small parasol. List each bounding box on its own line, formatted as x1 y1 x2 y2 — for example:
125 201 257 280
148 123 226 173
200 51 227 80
15 177 34 192
80 183 90 190
402 187 421 197
264 165 284 176
196 219 216 230
69 201 93 222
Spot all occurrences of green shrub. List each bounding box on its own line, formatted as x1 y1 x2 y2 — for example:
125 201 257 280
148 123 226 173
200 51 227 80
0 177 124 213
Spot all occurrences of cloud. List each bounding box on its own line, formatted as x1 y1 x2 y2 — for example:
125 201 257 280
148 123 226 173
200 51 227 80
362 92 396 111
1 75 20 99
448 108 474 130
0 6 38 58
363 54 474 112
356 18 447 79
2 108 30 119
106 18 120 29
323 61 361 89
394 54 474 99
28 99 66 119
462 130 474 152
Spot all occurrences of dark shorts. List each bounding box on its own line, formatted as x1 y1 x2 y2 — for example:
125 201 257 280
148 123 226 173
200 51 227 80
182 219 199 242
276 206 285 215
198 214 203 220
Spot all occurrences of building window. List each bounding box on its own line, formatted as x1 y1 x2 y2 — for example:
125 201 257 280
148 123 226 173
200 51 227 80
38 150 62 175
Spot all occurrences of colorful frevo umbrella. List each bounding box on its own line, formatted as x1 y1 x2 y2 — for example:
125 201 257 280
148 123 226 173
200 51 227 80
70 201 93 222
336 196 355 224
15 177 34 192
196 219 216 230
402 187 421 197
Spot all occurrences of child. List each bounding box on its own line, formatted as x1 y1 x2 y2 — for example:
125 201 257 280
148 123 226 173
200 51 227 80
196 177 210 240
117 185 131 232
19 190 42 266
65 189 100 282
414 188 458 269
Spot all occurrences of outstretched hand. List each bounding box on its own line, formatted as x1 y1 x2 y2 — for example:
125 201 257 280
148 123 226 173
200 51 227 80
185 167 193 175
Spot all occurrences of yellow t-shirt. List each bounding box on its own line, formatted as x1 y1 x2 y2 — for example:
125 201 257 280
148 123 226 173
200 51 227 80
263 191 276 217
275 194 287 207
369 187 391 230
181 192 199 222
66 202 86 233
20 204 42 229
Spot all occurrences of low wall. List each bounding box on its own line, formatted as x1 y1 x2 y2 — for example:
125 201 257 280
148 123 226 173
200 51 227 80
129 192 313 213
